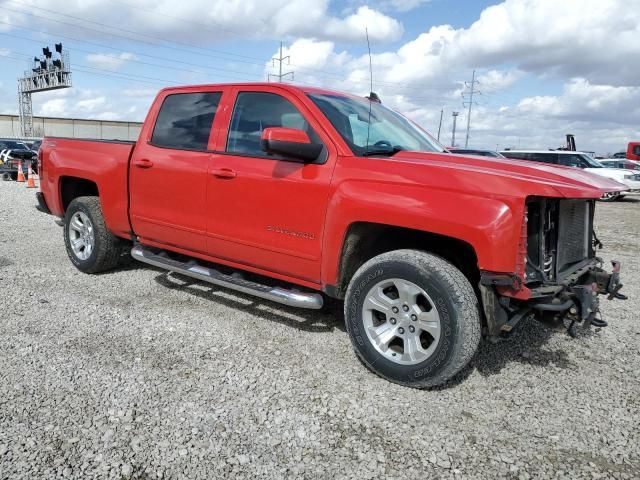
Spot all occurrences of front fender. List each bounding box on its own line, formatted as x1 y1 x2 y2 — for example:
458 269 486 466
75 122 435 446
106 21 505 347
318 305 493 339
320 179 525 287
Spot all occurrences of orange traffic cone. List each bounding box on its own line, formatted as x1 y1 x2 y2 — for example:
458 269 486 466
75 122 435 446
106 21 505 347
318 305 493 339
16 161 25 182
26 165 36 188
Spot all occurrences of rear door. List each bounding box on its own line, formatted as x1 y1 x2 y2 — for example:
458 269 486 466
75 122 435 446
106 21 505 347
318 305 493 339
204 87 337 283
129 88 227 254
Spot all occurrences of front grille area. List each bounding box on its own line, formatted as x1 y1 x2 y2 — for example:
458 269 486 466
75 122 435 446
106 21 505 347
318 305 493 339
525 198 593 285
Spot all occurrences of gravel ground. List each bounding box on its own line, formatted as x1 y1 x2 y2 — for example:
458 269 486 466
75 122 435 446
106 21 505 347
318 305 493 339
0 180 638 479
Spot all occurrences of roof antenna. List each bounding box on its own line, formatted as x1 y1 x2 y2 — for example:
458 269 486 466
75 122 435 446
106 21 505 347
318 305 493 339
365 28 373 156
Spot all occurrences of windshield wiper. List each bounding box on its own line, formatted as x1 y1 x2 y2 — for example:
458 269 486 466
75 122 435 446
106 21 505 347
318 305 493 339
362 145 404 157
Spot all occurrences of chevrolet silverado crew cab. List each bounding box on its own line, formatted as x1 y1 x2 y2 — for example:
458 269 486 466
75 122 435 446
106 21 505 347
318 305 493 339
36 83 627 388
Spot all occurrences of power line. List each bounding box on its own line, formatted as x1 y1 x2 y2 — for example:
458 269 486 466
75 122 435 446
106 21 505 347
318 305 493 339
0 29 263 82
2 2 267 66
462 69 480 148
268 42 293 83
0 3 466 93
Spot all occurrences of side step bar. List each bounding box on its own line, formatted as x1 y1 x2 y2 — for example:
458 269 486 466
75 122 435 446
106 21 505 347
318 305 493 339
131 245 324 310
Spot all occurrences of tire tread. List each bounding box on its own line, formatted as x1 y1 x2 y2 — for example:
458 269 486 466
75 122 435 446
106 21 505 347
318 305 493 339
64 196 123 273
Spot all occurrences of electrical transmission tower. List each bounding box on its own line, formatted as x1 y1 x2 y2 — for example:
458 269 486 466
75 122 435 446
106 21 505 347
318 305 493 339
451 111 459 147
268 42 294 83
462 70 480 148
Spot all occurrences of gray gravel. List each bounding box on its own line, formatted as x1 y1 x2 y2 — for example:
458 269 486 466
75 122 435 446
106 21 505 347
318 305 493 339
1 180 639 479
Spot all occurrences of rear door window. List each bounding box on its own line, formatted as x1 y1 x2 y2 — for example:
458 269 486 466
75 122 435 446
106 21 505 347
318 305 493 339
558 154 584 167
528 153 558 164
151 92 222 150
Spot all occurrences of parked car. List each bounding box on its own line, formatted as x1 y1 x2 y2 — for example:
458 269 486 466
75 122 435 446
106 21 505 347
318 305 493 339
599 159 640 171
0 139 37 180
448 148 506 158
500 150 640 201
36 83 627 388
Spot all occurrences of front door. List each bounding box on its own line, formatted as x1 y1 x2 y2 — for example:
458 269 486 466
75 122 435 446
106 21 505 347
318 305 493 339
130 89 225 254
205 88 336 283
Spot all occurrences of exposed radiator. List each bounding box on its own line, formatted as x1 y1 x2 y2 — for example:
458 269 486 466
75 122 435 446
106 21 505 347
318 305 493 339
556 200 589 274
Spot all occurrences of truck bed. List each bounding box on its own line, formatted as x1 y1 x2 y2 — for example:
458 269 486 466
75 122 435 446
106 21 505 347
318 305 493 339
39 137 137 238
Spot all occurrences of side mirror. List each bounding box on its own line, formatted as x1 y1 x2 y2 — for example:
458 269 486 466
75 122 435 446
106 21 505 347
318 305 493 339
261 127 323 162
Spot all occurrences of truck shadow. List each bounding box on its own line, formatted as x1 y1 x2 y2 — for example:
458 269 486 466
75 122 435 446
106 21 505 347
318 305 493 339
151 270 587 386
445 318 587 388
154 272 345 333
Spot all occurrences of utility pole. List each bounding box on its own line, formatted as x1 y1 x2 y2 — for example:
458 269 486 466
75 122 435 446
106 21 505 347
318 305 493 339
451 111 459 147
462 70 480 148
436 107 444 142
268 41 294 83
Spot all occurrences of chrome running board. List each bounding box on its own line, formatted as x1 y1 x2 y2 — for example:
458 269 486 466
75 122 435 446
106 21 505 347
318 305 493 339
131 245 323 310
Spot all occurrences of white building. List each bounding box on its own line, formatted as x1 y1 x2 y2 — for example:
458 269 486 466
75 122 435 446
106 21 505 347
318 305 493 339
0 114 142 141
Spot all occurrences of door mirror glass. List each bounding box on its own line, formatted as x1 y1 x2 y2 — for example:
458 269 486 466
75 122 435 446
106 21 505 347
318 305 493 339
261 127 323 162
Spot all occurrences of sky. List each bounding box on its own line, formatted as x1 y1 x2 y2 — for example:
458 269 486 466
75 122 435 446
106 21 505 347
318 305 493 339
0 0 639 154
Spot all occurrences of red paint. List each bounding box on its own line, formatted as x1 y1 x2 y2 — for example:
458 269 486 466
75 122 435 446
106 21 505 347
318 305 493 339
38 82 626 293
261 127 312 144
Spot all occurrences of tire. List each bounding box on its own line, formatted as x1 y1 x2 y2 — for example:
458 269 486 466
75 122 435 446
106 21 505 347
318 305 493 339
63 196 123 273
344 249 481 388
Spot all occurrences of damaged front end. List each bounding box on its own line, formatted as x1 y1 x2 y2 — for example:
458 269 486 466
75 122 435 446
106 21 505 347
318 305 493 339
480 197 626 338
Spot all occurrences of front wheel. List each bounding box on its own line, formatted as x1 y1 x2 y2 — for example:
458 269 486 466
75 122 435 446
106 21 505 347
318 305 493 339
344 250 481 388
63 196 123 273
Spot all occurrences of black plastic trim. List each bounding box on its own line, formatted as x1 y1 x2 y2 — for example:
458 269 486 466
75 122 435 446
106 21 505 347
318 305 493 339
35 192 51 215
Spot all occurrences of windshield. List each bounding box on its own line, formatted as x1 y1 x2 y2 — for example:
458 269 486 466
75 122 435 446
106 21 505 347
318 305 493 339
308 93 446 156
580 153 605 168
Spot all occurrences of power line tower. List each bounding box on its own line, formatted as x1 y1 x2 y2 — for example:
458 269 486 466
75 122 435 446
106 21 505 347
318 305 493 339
451 111 459 147
462 69 480 148
17 43 72 138
436 107 444 142
268 42 294 83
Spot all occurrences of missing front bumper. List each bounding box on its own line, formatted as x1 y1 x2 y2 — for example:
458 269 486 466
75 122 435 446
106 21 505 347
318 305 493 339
480 260 626 337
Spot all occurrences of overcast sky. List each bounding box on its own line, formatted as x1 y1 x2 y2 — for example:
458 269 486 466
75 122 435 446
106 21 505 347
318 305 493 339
0 0 638 154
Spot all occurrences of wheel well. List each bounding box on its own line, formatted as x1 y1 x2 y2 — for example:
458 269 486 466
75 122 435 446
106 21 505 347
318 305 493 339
334 222 479 299
60 177 99 212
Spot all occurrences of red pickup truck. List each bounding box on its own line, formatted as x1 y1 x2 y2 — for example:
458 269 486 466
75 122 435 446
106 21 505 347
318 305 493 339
36 83 627 388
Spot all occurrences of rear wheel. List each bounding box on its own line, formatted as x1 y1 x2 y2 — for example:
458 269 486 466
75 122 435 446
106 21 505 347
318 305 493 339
64 196 123 273
344 249 481 388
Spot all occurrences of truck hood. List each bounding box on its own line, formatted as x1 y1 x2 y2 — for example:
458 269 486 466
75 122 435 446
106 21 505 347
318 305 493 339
392 151 627 198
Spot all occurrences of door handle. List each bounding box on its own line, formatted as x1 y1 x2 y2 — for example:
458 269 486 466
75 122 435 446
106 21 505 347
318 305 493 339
211 168 237 179
134 159 154 168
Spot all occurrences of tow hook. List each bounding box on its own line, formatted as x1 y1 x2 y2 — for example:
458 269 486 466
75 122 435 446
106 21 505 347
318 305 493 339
607 261 627 300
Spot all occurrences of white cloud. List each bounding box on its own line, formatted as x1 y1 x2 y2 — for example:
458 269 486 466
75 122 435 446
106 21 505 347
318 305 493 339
31 88 152 121
0 0 402 43
477 69 523 92
381 0 431 12
40 98 68 116
262 0 640 153
85 52 136 71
